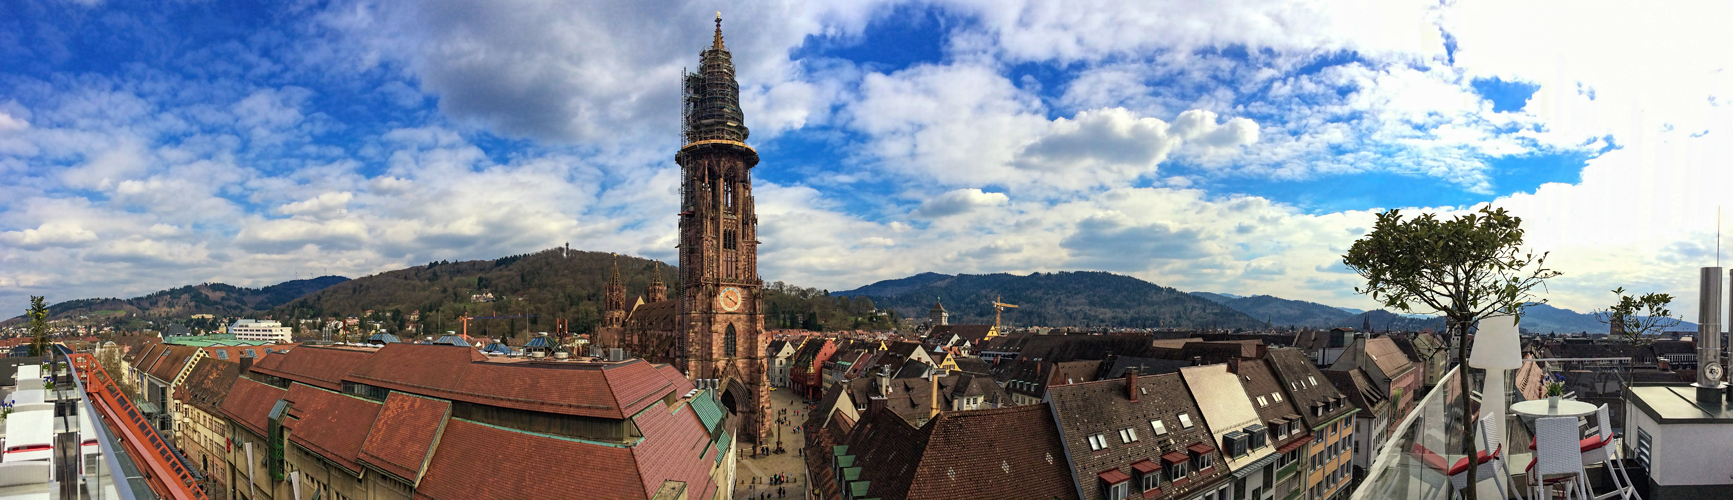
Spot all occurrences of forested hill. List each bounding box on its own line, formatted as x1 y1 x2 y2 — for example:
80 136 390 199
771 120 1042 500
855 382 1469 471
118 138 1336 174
269 247 900 341
271 249 670 338
837 271 1264 329
4 276 349 326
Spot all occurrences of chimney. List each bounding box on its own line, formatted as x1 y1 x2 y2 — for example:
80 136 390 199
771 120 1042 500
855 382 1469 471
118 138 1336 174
239 357 253 374
930 372 941 419
1255 342 1268 359
1697 266 1724 403
1192 356 1203 367
1126 368 1139 403
868 396 887 415
1659 358 1671 371
1228 357 1240 374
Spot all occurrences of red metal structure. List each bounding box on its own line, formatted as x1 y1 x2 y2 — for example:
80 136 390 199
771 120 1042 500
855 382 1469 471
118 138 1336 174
68 353 209 500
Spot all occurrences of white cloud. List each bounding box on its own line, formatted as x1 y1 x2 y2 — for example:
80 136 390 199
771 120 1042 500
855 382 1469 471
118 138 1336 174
0 222 99 250
914 188 1008 218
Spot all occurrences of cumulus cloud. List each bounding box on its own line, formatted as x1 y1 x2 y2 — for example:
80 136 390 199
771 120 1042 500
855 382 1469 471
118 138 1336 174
0 222 99 250
914 188 1008 218
1014 107 1257 182
1061 212 1213 270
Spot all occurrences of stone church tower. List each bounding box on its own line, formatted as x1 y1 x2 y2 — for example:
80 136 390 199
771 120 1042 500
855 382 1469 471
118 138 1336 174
603 255 626 330
677 15 770 444
646 263 668 303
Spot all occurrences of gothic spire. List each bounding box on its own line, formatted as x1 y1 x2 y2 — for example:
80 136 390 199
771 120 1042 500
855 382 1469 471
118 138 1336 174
713 12 725 51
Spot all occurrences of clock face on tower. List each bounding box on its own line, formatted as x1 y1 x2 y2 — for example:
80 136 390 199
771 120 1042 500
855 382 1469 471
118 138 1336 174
718 286 743 312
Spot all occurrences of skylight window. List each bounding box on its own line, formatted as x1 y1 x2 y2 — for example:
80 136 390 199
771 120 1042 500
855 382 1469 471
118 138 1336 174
1119 427 1138 443
1089 433 1110 451
1272 393 1282 402
1256 396 1268 407
1179 413 1194 429
1151 419 1167 435
1308 376 1317 387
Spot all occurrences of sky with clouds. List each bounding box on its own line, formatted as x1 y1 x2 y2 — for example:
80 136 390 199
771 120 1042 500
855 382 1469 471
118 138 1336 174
3 0 1732 322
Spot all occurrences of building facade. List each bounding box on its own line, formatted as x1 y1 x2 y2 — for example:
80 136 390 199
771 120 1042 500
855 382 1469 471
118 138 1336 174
230 319 293 343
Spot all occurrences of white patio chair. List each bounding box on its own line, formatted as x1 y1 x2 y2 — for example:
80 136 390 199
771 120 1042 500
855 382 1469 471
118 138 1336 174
1528 416 1591 500
1580 404 1637 500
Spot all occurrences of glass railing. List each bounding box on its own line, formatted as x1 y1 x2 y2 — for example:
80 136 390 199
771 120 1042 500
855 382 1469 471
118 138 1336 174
1351 358 1635 500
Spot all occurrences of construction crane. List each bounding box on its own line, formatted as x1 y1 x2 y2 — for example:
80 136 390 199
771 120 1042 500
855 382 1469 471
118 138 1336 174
991 295 1019 331
458 314 538 338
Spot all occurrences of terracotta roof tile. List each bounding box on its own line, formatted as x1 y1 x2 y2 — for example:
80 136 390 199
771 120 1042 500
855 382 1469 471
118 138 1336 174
176 358 242 414
343 344 680 419
250 346 374 390
281 383 384 473
220 377 288 436
359 392 451 484
630 398 720 500
1049 372 1227 500
144 345 201 382
414 419 647 500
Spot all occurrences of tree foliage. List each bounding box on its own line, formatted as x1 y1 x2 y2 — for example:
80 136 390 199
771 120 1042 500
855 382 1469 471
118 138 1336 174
1341 206 1560 499
27 296 49 357
1593 287 1679 344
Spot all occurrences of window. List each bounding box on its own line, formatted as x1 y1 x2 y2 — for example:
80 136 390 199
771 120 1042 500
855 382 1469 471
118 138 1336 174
1245 425 1267 449
1225 431 1248 457
1089 433 1110 451
1308 376 1317 386
723 324 737 357
1235 477 1247 500
1151 419 1168 435
215 350 229 360
1256 395 1268 407
1168 461 1188 481
1272 392 1282 402
1179 413 1194 429
1140 471 1159 492
1193 452 1213 471
1119 427 1139 444
1105 479 1129 500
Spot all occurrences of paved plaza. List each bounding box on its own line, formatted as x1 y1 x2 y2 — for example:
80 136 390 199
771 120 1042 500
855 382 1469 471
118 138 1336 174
732 385 814 500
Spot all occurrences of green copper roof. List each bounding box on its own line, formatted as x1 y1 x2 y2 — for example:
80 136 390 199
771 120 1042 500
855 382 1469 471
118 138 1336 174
850 481 870 497
714 431 731 464
843 467 861 481
832 445 848 456
837 455 855 468
689 390 727 433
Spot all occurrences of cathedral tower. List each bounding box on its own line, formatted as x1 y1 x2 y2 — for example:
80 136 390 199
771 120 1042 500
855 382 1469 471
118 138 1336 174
647 263 668 303
603 254 626 329
677 14 769 444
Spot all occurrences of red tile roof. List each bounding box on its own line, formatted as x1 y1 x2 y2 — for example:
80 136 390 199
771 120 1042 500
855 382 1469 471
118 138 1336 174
343 344 681 419
144 345 201 382
250 346 374 391
359 392 451 483
413 419 646 500
281 383 383 474
630 397 720 500
176 358 241 415
220 377 287 436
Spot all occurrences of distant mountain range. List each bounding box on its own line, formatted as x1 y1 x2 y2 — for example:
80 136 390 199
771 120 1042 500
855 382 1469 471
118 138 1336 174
836 271 1264 329
1188 291 1695 334
5 276 350 326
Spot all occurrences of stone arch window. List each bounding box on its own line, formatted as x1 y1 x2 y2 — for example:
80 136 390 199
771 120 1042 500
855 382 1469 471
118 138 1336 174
724 323 737 357
724 182 736 212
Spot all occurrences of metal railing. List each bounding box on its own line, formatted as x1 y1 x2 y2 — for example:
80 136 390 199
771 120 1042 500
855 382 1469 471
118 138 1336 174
1351 358 1635 499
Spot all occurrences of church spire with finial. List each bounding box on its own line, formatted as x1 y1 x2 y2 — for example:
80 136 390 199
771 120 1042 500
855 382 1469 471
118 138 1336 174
713 12 725 50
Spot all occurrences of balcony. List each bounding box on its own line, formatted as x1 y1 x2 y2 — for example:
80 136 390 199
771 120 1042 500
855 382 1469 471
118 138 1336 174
1350 357 1639 500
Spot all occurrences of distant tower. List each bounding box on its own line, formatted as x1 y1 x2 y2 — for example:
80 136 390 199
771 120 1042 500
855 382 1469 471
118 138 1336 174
1362 313 1372 333
647 262 668 303
929 299 948 326
603 254 626 329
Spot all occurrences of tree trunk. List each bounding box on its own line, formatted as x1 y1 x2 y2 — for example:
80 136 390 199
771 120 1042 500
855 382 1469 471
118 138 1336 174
1456 318 1478 500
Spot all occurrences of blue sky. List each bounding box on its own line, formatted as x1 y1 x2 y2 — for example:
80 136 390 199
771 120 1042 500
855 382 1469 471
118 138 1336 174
3 0 1732 322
